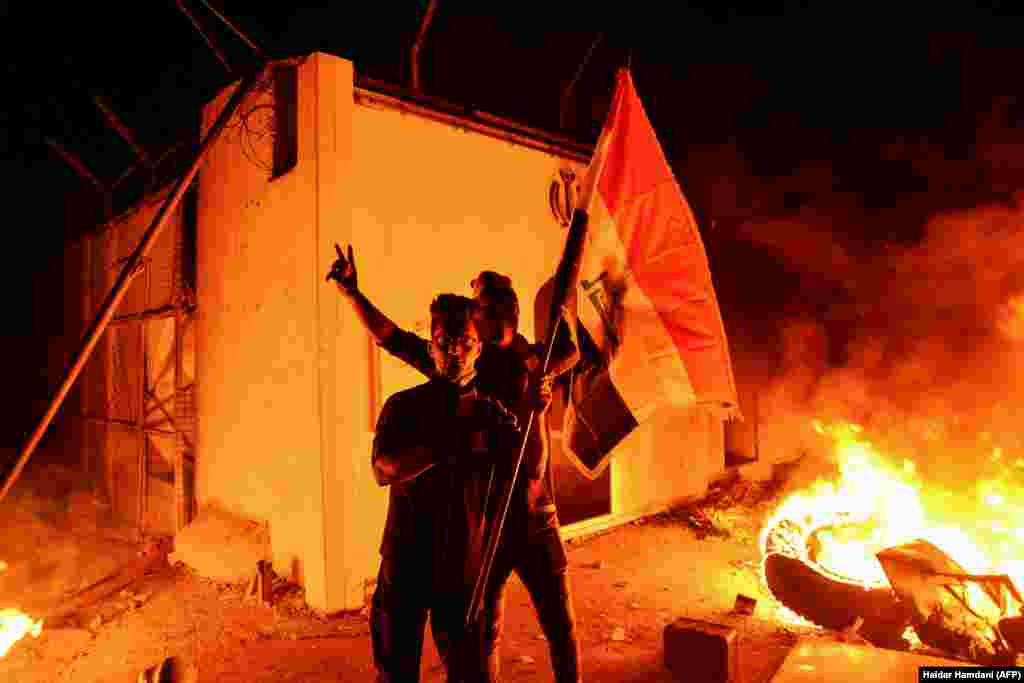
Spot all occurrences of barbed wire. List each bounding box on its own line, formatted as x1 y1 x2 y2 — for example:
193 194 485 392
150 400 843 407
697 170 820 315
221 69 276 175
223 58 306 177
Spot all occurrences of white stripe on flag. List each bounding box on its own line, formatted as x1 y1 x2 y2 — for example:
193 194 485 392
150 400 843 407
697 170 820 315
576 190 697 423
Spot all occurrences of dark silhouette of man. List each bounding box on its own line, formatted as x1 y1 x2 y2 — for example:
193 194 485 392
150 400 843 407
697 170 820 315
328 245 582 682
368 292 521 682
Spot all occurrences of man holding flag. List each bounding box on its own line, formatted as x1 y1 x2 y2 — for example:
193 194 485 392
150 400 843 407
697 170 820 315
459 67 739 671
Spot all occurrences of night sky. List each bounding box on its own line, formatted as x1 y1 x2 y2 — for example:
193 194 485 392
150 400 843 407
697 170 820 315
5 3 1022 217
3 2 1024 449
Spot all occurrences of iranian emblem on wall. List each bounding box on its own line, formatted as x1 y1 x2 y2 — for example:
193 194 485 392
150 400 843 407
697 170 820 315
548 166 580 228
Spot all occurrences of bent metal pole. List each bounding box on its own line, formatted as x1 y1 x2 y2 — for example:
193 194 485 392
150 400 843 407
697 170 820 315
0 67 265 503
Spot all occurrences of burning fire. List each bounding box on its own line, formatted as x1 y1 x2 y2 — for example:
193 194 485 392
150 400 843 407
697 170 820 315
0 608 43 658
759 420 1024 621
0 558 43 658
997 294 1024 342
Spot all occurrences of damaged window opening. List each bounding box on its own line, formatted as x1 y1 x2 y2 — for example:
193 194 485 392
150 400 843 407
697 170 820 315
271 64 299 180
182 183 198 297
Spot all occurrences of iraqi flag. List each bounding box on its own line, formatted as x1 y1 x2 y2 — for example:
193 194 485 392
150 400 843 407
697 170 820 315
560 68 741 479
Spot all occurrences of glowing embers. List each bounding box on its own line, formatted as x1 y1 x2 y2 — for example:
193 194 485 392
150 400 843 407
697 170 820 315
0 607 42 658
0 560 44 658
902 624 923 649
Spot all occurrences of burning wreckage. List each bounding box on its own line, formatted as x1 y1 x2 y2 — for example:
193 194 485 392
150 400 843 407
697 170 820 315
759 421 1024 665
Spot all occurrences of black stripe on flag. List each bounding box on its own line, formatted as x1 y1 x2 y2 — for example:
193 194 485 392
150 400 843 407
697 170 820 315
564 361 638 480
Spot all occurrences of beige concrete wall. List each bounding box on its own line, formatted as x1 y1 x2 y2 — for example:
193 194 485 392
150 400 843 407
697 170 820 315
348 105 579 403
348 84 724 534
195 52 724 611
311 55 379 612
612 406 723 517
196 58 329 605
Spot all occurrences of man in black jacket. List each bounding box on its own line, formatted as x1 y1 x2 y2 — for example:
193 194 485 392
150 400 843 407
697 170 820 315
368 293 521 682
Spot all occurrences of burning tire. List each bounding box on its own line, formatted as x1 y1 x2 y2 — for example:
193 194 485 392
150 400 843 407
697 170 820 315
756 420 1024 664
761 521 1021 664
762 552 912 649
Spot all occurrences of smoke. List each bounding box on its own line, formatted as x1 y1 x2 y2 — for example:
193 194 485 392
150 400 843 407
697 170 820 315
724 189 1024 487
0 456 131 614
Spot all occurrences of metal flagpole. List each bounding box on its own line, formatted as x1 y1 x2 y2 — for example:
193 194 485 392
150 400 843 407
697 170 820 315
464 328 560 628
0 66 265 504
465 207 590 628
464 69 623 627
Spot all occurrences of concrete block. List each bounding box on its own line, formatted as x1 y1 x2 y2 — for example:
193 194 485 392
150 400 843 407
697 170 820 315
664 617 739 683
172 504 269 582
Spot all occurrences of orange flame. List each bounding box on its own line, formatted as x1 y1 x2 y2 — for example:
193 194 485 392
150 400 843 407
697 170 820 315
997 294 1024 341
759 420 1024 620
0 608 43 658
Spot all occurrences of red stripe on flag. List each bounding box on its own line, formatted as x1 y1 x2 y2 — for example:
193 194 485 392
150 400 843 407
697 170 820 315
597 71 676 218
594 69 737 407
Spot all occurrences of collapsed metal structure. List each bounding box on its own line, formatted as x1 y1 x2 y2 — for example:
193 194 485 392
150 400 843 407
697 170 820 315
0 69 263 532
1 4 272 536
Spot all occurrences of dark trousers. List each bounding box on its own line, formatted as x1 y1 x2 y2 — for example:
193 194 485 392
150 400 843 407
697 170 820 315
430 520 581 683
372 555 494 683
371 555 430 683
372 522 581 683
429 590 491 683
